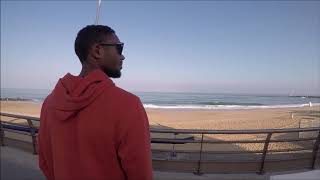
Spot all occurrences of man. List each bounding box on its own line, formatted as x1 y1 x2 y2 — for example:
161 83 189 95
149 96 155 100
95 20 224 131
38 25 153 180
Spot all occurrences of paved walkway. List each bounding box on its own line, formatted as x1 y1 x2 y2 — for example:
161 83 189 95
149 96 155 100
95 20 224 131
270 170 320 180
1 146 45 180
1 145 269 180
1 144 319 180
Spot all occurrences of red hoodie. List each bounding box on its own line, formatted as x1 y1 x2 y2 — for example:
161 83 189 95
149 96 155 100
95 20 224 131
38 69 153 180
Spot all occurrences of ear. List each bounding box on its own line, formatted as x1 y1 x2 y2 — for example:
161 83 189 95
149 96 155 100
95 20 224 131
91 43 103 59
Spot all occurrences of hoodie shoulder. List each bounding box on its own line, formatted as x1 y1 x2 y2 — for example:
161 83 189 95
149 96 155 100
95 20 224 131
41 93 53 109
113 86 141 103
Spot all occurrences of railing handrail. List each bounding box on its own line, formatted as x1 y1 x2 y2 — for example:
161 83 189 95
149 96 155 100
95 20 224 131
150 127 320 134
151 137 318 144
0 112 40 122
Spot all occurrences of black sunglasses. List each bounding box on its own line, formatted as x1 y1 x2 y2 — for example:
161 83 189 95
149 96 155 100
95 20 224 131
99 43 124 55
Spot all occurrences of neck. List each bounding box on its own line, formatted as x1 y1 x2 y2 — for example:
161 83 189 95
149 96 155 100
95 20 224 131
79 63 99 77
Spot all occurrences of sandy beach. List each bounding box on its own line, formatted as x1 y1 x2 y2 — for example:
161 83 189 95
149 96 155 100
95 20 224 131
1 100 319 130
1 100 319 152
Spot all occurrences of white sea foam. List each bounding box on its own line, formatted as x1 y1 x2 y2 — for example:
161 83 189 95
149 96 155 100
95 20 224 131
143 103 320 110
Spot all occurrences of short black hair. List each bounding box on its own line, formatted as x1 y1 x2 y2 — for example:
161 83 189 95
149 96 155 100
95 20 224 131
74 25 115 63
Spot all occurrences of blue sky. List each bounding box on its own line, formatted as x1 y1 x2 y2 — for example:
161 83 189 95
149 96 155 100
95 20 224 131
1 1 319 95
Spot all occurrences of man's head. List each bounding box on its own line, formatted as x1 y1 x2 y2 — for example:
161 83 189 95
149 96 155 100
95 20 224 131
74 25 125 78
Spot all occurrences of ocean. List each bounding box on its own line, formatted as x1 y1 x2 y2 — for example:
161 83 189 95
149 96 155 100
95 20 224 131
1 88 320 110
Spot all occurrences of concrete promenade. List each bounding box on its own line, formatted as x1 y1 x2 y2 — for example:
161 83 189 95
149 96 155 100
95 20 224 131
1 138 319 180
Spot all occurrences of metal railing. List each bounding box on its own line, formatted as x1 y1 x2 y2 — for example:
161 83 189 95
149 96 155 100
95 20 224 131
150 127 320 174
1 112 319 174
0 112 40 154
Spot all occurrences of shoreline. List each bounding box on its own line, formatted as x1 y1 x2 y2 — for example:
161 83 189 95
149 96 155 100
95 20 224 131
1 100 319 130
1 99 319 111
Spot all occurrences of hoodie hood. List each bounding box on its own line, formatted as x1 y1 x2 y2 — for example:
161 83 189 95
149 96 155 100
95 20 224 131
49 69 115 121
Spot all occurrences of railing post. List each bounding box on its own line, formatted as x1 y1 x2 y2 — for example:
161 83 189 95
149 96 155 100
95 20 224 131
311 130 320 169
194 133 204 175
170 132 177 158
258 132 272 174
0 121 5 146
27 119 38 155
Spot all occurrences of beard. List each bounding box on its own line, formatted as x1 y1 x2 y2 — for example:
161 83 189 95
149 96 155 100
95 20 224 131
101 66 121 78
